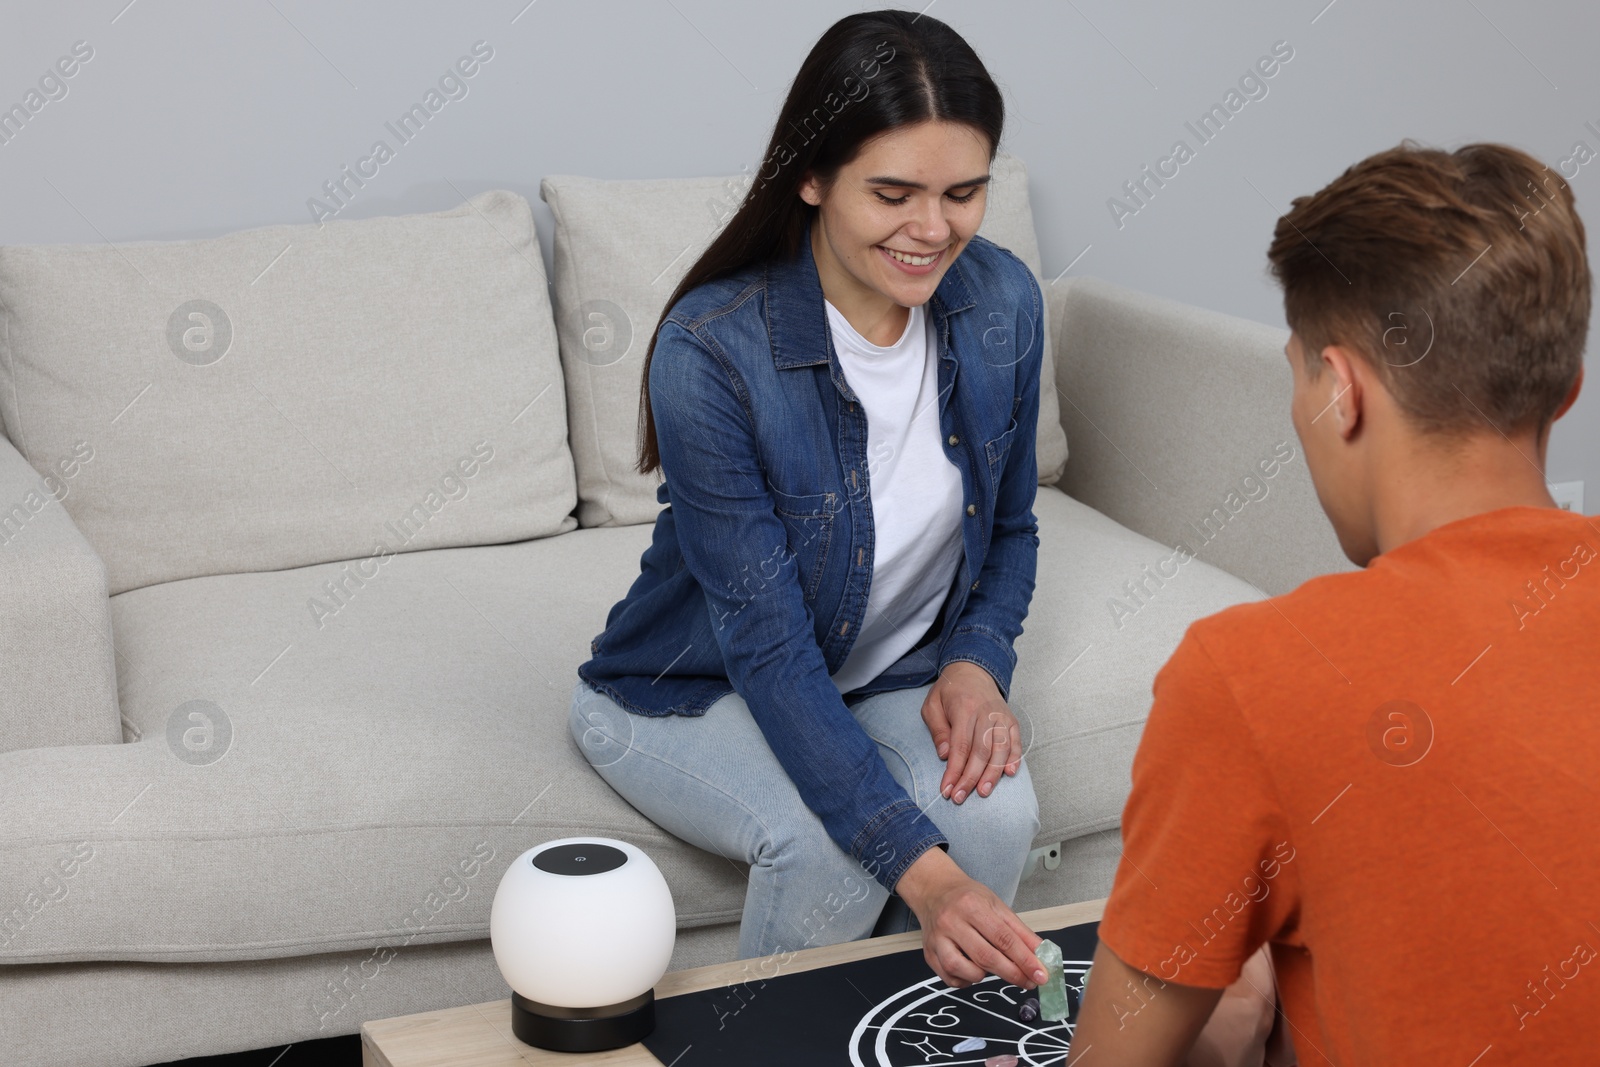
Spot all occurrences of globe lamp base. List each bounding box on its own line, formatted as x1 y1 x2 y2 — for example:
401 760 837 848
510 989 656 1052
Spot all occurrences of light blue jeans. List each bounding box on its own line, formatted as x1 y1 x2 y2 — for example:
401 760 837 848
568 679 1041 962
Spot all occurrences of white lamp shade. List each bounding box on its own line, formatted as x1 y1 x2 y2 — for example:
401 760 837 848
490 837 676 1008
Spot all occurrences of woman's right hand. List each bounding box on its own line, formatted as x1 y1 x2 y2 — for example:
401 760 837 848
894 845 1047 990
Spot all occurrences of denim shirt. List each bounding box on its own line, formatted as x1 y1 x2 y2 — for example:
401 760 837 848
577 218 1042 891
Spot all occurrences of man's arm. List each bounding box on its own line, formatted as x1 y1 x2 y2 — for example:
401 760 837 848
1071 942 1279 1067
1081 631 1299 1064
1070 942 1222 1067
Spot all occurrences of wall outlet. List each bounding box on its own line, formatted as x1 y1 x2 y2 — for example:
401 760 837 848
1548 480 1584 513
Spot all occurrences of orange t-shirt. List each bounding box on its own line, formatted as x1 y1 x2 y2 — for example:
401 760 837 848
1098 506 1600 1065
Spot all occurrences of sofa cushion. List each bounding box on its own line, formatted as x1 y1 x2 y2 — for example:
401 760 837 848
1011 488 1265 843
0 190 576 596
0 489 1255 964
542 152 1069 528
0 524 738 966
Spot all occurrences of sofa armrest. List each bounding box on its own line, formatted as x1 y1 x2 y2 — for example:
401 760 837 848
1049 276 1352 595
0 435 121 754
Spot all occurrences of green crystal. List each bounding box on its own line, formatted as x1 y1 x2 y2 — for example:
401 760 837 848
1034 938 1068 1021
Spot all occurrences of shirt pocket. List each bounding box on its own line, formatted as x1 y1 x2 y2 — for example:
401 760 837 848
985 398 1023 470
769 488 837 603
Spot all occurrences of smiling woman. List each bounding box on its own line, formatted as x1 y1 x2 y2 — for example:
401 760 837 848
799 120 993 345
570 8 1051 995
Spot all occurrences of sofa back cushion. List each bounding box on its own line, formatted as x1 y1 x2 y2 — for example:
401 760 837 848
542 152 1068 528
0 190 576 596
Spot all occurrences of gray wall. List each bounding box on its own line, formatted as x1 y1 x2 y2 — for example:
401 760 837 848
2 0 1595 495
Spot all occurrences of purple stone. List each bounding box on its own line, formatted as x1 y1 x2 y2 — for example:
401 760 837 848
1018 996 1039 1022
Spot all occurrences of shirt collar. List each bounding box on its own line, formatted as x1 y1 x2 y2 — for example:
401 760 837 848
764 215 976 370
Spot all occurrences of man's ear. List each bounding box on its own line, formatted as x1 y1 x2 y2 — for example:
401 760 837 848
1318 344 1364 440
1536 365 1585 454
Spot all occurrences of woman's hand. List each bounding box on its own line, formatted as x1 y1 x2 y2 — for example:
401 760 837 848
895 846 1046 989
922 661 1021 804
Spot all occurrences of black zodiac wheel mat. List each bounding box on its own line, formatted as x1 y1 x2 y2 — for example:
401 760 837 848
640 921 1098 1066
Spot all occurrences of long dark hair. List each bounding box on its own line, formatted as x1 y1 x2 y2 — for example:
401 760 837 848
635 9 1005 474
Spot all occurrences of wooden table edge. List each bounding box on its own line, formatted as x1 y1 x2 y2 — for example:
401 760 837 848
362 897 1106 1067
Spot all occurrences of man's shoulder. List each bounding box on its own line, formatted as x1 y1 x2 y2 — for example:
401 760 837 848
1192 506 1600 658
1188 567 1376 650
1168 566 1392 717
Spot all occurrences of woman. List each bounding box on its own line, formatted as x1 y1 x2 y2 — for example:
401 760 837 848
569 9 1047 993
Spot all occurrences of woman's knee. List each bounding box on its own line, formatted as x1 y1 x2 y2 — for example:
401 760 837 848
755 822 889 941
760 819 879 886
939 763 1041 852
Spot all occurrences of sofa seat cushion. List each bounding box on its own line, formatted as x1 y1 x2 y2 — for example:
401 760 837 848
1011 488 1264 842
0 190 577 597
0 490 1258 965
0 522 741 966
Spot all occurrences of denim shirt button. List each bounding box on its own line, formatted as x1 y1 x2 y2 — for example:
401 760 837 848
947 434 959 446
966 504 977 517
971 580 980 591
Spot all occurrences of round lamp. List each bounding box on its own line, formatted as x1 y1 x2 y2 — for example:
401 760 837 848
489 837 676 1052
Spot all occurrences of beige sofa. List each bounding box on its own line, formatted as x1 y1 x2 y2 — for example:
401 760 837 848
0 155 1347 1066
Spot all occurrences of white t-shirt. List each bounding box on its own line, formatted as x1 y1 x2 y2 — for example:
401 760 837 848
824 298 965 694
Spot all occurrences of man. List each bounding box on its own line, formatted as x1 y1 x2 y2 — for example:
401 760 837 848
1071 141 1596 1064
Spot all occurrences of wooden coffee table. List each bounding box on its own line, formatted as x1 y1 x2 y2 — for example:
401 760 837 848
362 897 1105 1066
